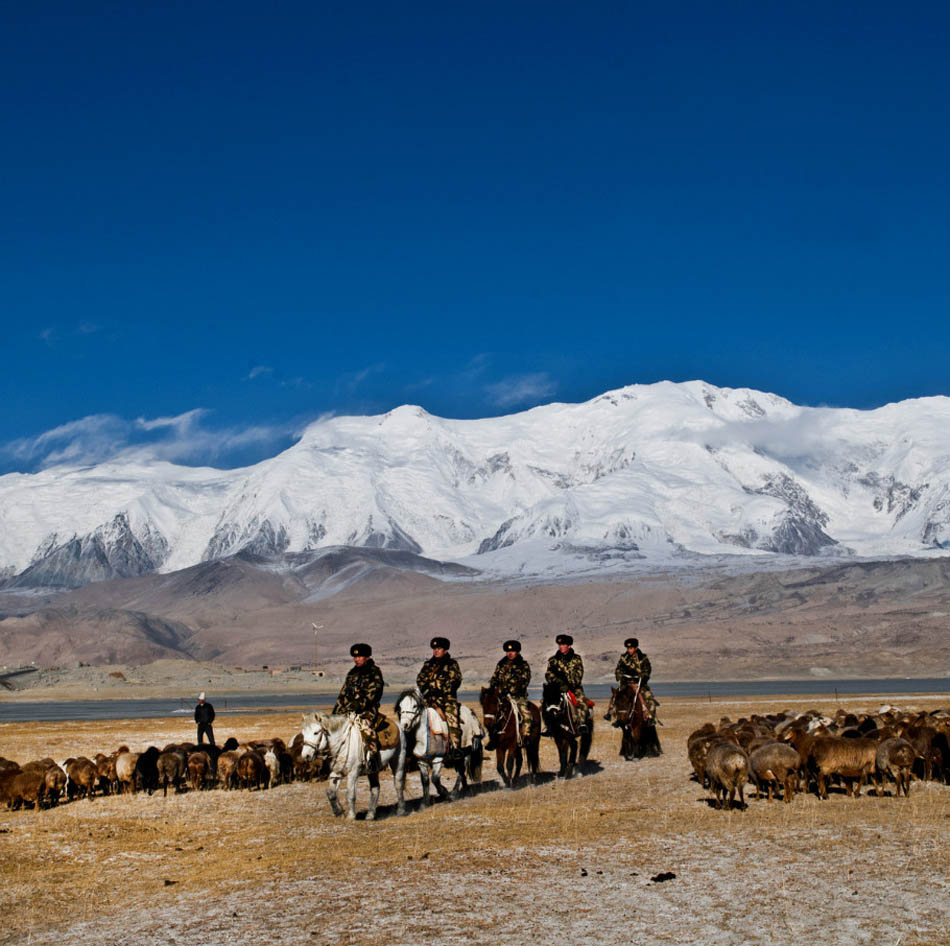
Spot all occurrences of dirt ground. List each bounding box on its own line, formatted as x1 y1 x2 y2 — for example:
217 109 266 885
1 694 948 946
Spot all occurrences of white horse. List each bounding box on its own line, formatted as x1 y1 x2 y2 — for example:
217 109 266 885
300 713 407 820
394 688 484 805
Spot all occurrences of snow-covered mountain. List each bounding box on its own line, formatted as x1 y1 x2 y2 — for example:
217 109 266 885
3 380 950 589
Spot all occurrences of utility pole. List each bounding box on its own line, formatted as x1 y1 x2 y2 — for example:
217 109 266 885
311 624 325 677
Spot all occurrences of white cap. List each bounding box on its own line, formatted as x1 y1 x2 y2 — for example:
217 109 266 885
198 692 206 701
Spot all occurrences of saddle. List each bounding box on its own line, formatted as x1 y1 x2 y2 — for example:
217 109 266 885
376 715 400 751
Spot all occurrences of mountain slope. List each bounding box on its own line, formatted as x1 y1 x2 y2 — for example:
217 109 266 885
3 380 950 589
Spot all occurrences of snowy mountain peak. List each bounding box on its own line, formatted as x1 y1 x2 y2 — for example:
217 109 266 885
2 380 949 588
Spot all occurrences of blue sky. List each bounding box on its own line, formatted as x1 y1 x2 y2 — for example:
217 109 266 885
2 2 949 472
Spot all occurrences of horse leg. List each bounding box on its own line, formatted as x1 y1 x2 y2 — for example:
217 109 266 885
496 748 509 788
392 750 408 816
326 774 344 817
366 771 380 821
455 760 466 798
556 739 569 779
566 738 579 779
512 747 523 786
345 769 359 820
430 759 450 799
526 735 540 785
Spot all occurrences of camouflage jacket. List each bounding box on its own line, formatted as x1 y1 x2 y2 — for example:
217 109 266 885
333 659 385 715
545 649 584 693
615 650 651 686
489 655 531 698
416 654 462 704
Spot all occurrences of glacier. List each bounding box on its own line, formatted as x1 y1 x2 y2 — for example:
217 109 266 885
2 379 950 589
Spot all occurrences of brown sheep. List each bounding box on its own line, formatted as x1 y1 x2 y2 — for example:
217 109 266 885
236 749 269 791
216 750 241 790
115 751 140 794
875 737 915 797
187 751 213 791
94 753 118 795
705 741 749 810
65 757 99 801
0 767 24 807
898 722 941 782
785 731 877 799
7 769 48 811
156 750 187 797
43 766 68 806
749 742 801 803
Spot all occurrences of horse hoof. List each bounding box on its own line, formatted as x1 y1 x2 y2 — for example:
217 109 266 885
365 812 376 822
345 813 357 821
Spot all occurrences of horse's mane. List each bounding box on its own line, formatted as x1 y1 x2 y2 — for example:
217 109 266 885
304 712 351 736
394 687 422 711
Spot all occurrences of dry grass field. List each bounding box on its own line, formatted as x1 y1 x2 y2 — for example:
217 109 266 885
1 694 949 946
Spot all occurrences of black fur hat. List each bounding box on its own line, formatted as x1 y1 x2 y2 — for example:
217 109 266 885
503 640 521 652
350 643 372 657
555 634 573 646
430 636 451 650
624 638 639 649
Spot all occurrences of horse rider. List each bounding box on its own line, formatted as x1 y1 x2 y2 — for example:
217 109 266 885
333 642 386 764
416 636 463 756
612 637 658 722
544 634 590 735
486 639 533 749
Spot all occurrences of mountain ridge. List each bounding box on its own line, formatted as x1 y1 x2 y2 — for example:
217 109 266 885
3 379 950 590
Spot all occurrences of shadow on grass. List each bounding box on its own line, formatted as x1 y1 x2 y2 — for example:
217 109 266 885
699 796 749 811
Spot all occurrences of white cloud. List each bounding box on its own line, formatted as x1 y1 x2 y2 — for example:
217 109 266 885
0 409 306 472
246 365 273 380
135 409 209 433
486 372 558 409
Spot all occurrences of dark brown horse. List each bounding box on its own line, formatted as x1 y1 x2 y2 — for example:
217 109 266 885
541 682 592 778
479 686 541 787
606 682 662 760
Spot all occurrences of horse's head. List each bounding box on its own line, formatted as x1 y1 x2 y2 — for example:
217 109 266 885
541 681 563 710
299 713 329 761
394 688 424 732
480 686 500 713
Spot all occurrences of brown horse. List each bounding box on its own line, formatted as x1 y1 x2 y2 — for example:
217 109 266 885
480 686 541 787
541 682 593 778
607 682 662 760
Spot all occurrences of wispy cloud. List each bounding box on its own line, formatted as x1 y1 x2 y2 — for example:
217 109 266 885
0 409 307 473
486 372 558 409
38 322 102 346
332 362 386 400
134 409 209 433
246 365 273 381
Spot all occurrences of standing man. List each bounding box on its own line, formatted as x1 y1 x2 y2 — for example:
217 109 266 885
486 639 533 749
614 637 658 721
334 642 386 764
416 636 462 755
545 634 589 734
194 692 216 746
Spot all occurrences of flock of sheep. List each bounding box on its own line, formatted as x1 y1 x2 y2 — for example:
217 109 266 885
3 701 950 814
0 732 321 811
688 704 950 809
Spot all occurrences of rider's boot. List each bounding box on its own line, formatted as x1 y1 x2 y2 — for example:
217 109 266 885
365 733 381 771
484 730 498 751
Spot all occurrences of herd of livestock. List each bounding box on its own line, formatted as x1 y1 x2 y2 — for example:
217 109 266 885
1 701 949 815
0 733 318 811
689 704 950 808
